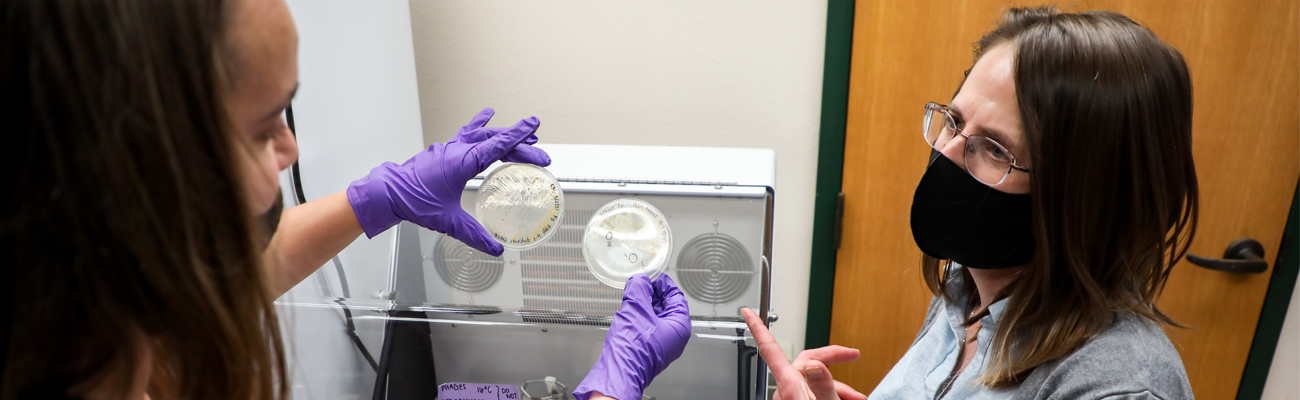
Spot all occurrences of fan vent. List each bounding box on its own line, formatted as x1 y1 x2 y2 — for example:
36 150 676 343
519 209 622 325
432 237 504 293
677 233 753 305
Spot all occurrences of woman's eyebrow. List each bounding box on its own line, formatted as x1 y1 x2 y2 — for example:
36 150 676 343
950 103 1017 148
263 83 299 122
980 126 1013 147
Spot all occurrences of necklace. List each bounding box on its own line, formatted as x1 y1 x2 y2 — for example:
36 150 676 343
938 306 982 399
961 305 980 344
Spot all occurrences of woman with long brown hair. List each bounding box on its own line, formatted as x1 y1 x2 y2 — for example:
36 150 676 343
0 0 694 398
0 0 589 398
744 7 1199 400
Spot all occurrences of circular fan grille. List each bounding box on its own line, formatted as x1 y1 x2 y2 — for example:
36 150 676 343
432 237 504 293
676 233 753 304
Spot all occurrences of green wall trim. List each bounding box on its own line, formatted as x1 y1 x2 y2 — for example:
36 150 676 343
804 0 855 351
1237 182 1300 400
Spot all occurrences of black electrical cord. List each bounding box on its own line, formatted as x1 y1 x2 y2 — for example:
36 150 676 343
285 104 378 372
737 327 756 400
333 256 379 371
371 316 398 400
285 104 308 206
372 224 441 400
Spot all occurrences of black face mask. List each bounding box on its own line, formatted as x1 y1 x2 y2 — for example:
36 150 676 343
910 152 1035 269
259 191 285 249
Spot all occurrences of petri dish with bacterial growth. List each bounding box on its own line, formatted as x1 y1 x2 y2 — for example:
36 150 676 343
475 163 565 251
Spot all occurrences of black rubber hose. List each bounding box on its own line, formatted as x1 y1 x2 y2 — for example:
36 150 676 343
333 257 378 371
371 315 398 400
285 103 378 372
737 328 756 400
286 104 308 205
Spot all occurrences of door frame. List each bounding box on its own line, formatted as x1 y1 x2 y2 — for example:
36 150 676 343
1237 183 1299 399
803 0 854 351
800 2 1300 397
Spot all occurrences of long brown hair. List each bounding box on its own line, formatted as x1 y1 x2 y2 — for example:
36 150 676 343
921 6 1199 388
0 0 287 399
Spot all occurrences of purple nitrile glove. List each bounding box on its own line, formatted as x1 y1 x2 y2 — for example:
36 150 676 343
574 274 692 400
447 110 545 164
346 108 551 256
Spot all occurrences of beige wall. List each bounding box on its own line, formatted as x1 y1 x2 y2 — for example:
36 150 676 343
408 1 828 355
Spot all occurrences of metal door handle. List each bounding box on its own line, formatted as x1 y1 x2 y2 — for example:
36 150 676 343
1186 238 1269 274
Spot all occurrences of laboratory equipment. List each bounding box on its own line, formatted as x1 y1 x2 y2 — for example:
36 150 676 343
273 4 779 395
582 198 672 288
283 140 776 399
476 163 565 250
411 144 777 399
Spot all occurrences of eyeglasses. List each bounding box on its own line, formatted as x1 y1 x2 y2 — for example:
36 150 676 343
923 102 1030 186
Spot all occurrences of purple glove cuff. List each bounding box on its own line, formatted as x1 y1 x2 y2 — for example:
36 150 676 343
573 350 644 400
347 170 402 239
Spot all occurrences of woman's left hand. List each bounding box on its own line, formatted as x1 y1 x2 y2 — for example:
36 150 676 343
573 274 691 400
742 308 866 400
345 108 550 256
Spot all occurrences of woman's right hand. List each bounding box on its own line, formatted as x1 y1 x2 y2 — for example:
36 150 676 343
741 308 867 400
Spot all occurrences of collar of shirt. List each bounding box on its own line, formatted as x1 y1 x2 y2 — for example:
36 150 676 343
941 264 1010 338
869 264 1019 400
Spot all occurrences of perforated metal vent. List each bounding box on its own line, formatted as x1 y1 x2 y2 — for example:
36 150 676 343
432 237 504 293
519 209 622 325
676 233 753 305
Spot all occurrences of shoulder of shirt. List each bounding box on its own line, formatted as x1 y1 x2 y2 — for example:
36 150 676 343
1016 313 1194 400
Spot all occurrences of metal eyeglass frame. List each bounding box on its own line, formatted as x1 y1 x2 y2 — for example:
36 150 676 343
922 102 1030 186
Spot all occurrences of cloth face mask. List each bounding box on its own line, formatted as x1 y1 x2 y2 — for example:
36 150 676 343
259 191 285 249
909 152 1035 269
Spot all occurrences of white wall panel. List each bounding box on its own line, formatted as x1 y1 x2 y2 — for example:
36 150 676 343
279 1 426 398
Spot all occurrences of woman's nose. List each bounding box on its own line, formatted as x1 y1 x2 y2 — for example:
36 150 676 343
937 133 968 171
275 126 299 171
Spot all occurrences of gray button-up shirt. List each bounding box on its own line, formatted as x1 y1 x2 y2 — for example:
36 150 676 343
869 267 1194 400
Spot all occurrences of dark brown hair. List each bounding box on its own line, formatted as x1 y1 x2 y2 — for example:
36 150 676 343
0 0 286 399
921 6 1199 387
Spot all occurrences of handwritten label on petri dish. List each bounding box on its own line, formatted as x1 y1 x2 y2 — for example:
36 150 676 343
583 198 673 288
475 163 564 251
438 382 520 400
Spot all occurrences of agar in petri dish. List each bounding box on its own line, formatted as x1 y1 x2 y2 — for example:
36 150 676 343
583 198 673 289
475 163 565 251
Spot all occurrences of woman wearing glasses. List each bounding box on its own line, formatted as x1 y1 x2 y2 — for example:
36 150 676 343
744 7 1198 400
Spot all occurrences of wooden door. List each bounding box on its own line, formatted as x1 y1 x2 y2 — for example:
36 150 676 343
827 1 1299 398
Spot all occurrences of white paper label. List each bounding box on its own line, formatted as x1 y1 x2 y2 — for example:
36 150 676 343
437 382 521 400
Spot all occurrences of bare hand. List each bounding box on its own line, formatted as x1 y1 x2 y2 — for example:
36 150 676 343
741 308 866 400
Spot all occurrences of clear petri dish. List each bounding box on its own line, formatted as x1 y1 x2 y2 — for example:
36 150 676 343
582 198 673 289
475 163 565 251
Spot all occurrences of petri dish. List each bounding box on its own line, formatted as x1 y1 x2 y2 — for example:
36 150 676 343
582 198 673 289
474 163 565 251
